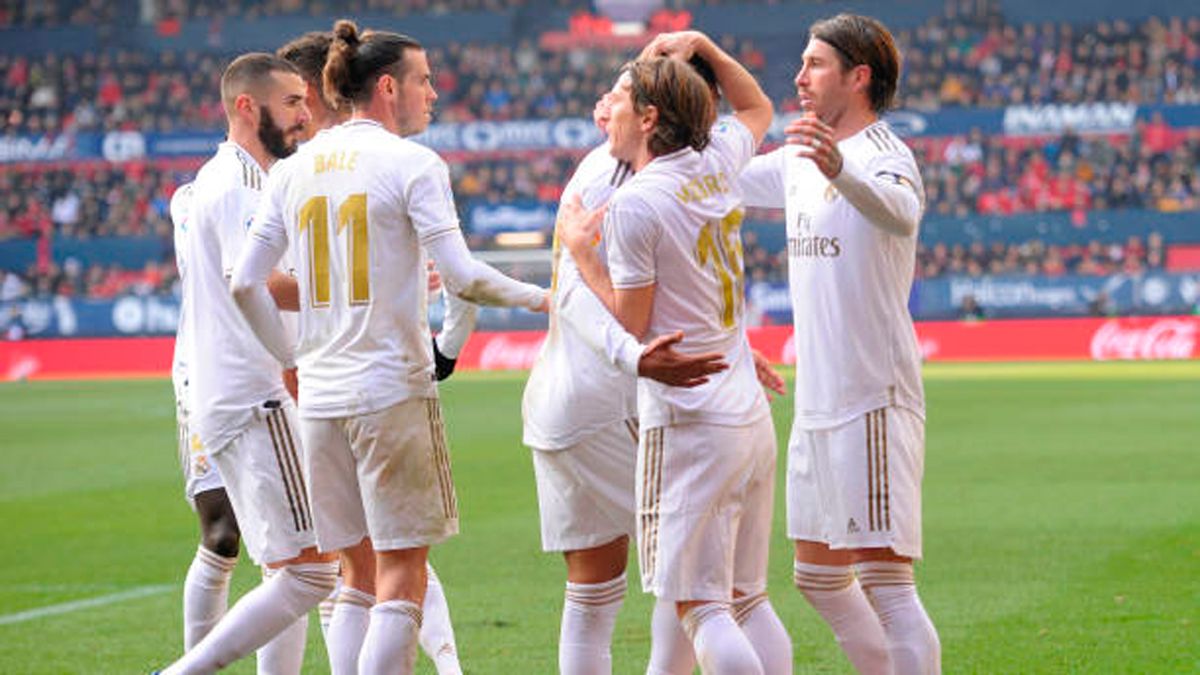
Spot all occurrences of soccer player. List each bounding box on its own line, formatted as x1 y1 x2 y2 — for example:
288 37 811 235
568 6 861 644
170 181 244 652
275 31 466 675
559 32 792 674
522 86 730 675
231 20 547 674
160 53 341 675
739 14 941 674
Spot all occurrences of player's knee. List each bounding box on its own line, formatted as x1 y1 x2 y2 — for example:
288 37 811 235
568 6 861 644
201 518 241 558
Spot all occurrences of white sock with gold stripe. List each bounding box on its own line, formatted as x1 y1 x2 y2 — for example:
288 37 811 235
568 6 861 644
647 598 695 674
680 602 763 675
558 573 626 675
732 593 793 675
794 561 892 674
856 561 941 675
183 546 237 649
163 561 338 675
327 586 374 675
317 577 341 646
358 600 422 675
255 567 309 675
419 564 462 675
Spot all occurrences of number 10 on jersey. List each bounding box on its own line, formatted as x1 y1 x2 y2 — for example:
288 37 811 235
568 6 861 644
298 193 370 308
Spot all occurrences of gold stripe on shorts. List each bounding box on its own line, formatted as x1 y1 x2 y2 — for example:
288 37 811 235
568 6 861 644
640 427 665 583
274 408 312 531
624 418 639 444
265 410 304 532
426 400 457 520
865 412 876 532
881 410 891 531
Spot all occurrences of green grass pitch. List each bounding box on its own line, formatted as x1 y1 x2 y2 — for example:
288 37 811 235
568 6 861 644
1 361 1198 673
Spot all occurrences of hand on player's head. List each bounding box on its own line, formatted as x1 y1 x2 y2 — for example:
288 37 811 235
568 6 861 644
637 330 728 388
640 31 706 62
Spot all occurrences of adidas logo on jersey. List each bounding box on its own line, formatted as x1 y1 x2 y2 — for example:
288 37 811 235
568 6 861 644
847 518 860 534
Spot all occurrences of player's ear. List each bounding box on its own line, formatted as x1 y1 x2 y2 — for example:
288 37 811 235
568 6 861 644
852 63 872 96
235 92 256 119
640 104 659 133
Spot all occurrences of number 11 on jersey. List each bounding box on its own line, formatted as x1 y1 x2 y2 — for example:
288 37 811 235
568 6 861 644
298 193 371 308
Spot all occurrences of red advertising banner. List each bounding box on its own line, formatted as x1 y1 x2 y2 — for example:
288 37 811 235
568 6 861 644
2 316 1197 381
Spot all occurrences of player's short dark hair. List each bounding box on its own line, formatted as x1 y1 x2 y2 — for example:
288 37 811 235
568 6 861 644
220 53 301 112
624 57 715 157
323 19 423 110
810 13 900 113
277 32 333 87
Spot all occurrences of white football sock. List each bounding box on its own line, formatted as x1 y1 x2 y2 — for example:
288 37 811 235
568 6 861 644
732 593 793 675
318 577 342 646
163 561 338 675
646 598 695 675
680 602 763 675
857 562 941 675
419 564 462 675
255 566 309 675
558 573 626 675
358 600 422 675
794 561 892 674
328 586 374 675
183 546 237 649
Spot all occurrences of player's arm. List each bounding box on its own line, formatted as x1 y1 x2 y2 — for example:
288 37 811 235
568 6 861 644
645 31 773 146
410 158 547 312
738 148 786 210
432 289 477 381
791 115 922 237
230 186 296 369
267 270 299 311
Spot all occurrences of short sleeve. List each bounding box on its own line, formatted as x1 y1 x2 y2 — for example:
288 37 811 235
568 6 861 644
606 194 659 290
706 115 756 177
738 147 786 209
405 153 461 245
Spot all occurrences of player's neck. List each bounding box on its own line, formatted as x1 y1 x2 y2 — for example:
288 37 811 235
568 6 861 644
631 146 654 173
832 107 878 143
228 128 275 172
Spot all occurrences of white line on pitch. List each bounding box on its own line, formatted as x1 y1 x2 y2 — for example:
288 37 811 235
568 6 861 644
0 584 174 626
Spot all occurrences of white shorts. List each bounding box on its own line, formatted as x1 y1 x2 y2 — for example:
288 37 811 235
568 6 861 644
301 398 458 553
210 399 317 565
787 407 924 559
177 399 224 506
531 419 639 552
638 415 776 602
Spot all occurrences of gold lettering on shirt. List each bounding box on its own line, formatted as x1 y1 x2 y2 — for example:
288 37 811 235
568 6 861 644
675 172 730 203
314 151 359 174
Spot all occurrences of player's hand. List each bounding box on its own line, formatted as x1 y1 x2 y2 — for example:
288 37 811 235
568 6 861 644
427 259 442 294
787 112 843 180
638 330 728 388
640 30 708 62
751 348 786 401
282 367 299 402
557 193 606 257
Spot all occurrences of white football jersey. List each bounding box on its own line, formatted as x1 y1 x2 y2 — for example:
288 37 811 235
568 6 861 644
741 120 925 429
170 182 193 407
522 143 637 449
607 117 768 428
182 143 288 452
250 119 457 418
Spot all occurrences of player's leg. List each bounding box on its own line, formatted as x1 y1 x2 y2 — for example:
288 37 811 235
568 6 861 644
849 408 939 675
419 562 463 675
351 398 459 675
163 401 337 674
789 421 892 674
645 598 695 675
730 415 792 674
184 487 240 649
641 423 762 673
328 538 375 675
255 566 310 675
532 421 638 675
